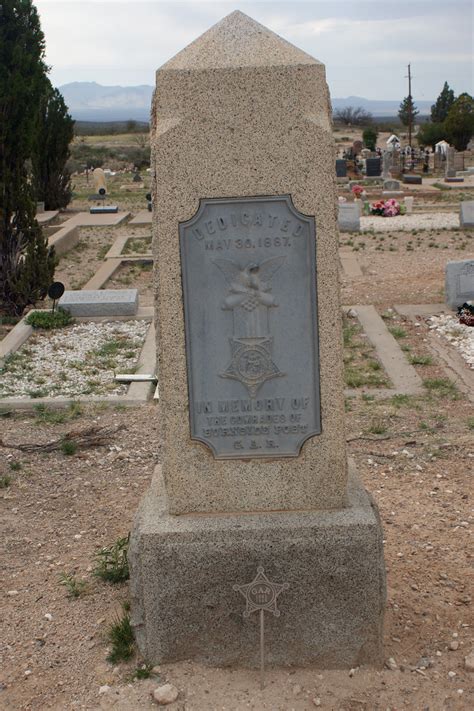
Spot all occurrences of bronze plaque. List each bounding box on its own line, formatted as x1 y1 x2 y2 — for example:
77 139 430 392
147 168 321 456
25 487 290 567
179 195 320 459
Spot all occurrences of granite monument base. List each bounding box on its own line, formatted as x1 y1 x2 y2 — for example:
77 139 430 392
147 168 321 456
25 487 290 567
129 461 386 669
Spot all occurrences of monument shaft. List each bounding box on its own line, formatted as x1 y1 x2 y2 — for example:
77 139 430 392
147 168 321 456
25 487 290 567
130 11 385 669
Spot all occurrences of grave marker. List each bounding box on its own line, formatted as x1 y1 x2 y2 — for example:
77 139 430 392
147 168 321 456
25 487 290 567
336 159 347 177
366 157 381 177
446 260 474 309
129 10 385 670
338 203 360 232
460 201 474 229
58 289 139 316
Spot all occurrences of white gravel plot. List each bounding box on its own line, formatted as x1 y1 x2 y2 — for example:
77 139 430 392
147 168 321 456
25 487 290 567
361 213 460 232
428 314 474 369
0 320 149 399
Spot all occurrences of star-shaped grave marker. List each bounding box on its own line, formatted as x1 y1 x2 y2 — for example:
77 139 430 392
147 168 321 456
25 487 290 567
234 567 289 689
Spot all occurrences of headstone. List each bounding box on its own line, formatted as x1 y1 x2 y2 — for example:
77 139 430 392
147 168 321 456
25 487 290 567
460 201 474 229
366 157 381 177
352 140 363 155
335 159 347 177
454 151 464 171
133 172 143 183
36 201 45 214
404 196 414 214
58 289 139 316
382 151 391 179
402 174 422 185
445 146 456 178
444 177 464 183
383 179 401 191
338 203 360 232
445 260 474 309
93 167 107 196
129 10 385 670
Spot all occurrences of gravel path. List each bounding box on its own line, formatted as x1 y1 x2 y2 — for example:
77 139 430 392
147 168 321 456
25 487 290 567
428 314 474 368
361 213 460 232
0 320 149 399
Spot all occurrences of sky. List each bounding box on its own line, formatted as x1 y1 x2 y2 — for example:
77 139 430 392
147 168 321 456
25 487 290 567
35 0 473 100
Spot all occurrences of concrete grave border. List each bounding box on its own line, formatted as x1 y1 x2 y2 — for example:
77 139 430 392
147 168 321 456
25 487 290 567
0 308 156 410
83 233 152 290
344 305 423 399
395 303 474 403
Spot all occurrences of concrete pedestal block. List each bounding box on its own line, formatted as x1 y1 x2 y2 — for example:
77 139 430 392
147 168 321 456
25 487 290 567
130 461 386 668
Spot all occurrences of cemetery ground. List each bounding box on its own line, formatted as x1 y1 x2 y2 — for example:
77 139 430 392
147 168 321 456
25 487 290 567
1 141 474 709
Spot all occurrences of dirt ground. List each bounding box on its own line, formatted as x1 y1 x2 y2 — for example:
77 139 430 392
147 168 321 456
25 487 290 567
1 144 474 710
339 228 471 306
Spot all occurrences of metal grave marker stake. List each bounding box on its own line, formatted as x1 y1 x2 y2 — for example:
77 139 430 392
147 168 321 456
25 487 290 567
234 567 289 690
48 281 65 313
180 195 321 459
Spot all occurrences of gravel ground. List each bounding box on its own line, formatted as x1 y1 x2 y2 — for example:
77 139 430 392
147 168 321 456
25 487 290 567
429 314 474 369
0 321 149 399
360 213 460 232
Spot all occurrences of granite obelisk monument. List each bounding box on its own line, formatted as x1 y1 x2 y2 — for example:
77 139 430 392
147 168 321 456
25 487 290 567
130 11 386 667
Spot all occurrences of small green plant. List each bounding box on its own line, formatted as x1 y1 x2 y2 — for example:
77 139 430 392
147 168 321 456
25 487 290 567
388 326 407 339
391 394 411 408
368 420 388 435
9 461 22 471
362 393 375 402
467 417 474 430
25 308 73 330
409 354 433 366
59 572 88 598
60 439 78 456
107 606 135 664
423 378 459 399
94 534 130 583
131 663 154 681
0 475 12 488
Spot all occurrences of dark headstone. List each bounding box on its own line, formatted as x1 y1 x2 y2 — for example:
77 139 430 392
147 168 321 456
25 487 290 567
402 174 422 185
365 158 381 177
444 177 464 183
335 159 347 177
133 173 142 183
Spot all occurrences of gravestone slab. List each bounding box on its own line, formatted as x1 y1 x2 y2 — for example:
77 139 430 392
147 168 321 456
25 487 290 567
444 177 464 183
460 201 474 229
180 195 321 459
445 260 474 309
89 206 119 214
402 174 422 185
338 203 360 232
58 289 139 316
336 159 347 177
383 179 401 191
366 157 381 177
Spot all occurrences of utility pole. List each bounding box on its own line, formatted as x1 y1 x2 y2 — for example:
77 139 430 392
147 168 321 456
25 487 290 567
406 63 413 148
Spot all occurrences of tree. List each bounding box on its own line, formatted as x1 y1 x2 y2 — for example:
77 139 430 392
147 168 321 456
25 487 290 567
431 81 455 123
444 93 474 151
416 121 448 149
362 126 378 151
33 82 75 210
398 95 419 127
0 0 56 316
333 106 373 126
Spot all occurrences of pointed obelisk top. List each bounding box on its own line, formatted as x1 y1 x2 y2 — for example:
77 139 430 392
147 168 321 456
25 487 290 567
160 10 321 71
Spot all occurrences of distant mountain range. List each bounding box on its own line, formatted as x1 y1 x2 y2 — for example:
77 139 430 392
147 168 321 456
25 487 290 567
59 82 433 121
